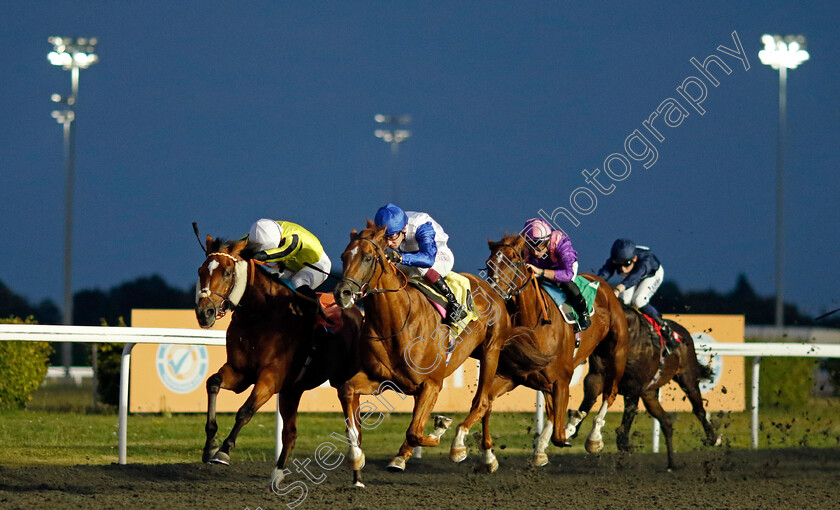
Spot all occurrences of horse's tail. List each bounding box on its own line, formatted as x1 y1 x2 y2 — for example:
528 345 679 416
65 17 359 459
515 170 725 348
498 327 554 375
672 321 715 381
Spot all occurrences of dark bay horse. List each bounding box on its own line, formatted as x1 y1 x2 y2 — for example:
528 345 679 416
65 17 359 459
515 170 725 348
195 236 362 484
333 222 549 486
485 235 628 467
563 307 721 470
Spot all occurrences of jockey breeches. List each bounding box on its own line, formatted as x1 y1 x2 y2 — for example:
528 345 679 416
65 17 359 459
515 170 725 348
618 265 664 309
278 252 331 289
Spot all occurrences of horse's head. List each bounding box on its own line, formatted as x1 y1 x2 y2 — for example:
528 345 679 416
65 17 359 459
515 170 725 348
334 220 390 308
195 235 251 328
485 234 532 300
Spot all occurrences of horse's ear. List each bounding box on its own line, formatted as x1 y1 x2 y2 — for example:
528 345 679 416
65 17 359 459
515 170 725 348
350 228 358 241
205 235 214 252
366 218 376 229
488 238 500 249
230 239 248 256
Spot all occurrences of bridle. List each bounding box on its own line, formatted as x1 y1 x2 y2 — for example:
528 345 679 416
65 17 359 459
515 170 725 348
198 251 251 320
341 237 408 300
340 235 412 340
486 245 533 301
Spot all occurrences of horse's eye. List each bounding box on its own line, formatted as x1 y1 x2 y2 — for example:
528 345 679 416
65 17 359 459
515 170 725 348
364 255 372 262
224 268 233 278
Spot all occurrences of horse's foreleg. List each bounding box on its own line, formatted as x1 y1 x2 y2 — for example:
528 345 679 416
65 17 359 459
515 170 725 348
584 398 610 454
533 389 554 467
615 395 639 452
641 389 676 471
203 364 246 463
550 379 572 448
212 368 278 465
451 346 502 463
338 373 377 488
674 374 721 447
271 391 303 485
405 382 444 448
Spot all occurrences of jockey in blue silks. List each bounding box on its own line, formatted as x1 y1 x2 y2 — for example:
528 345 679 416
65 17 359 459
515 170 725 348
374 203 468 325
597 238 678 352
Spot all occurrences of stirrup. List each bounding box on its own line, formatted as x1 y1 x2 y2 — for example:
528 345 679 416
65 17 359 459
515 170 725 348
446 305 468 325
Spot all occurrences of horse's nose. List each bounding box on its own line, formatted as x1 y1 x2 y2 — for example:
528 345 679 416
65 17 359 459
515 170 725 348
205 307 215 319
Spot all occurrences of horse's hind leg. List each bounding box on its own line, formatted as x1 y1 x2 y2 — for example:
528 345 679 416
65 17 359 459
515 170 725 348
567 369 602 440
641 389 676 471
203 363 248 463
271 391 303 485
451 345 502 463
615 394 640 452
674 373 721 446
212 368 279 465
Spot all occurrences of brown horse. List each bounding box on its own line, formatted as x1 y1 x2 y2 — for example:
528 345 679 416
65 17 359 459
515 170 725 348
195 236 362 484
563 307 721 470
333 222 549 486
485 235 628 467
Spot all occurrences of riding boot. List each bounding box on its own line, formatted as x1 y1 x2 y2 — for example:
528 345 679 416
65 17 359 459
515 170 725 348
432 277 469 326
559 280 590 331
654 315 678 355
295 285 320 349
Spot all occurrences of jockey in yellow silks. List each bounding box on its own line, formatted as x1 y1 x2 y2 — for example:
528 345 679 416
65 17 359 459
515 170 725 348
248 219 332 299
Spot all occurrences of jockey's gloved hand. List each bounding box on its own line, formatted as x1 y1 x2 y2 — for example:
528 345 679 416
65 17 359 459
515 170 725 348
385 249 402 264
253 251 269 262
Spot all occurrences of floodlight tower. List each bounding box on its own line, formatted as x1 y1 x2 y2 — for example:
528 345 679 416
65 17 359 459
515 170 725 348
374 114 412 203
48 36 99 375
758 34 809 331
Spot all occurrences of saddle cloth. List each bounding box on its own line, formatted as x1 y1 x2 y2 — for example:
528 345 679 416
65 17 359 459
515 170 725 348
540 275 599 325
640 312 682 349
408 272 479 339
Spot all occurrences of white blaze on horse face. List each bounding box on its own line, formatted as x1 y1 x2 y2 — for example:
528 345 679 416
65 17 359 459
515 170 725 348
207 260 219 275
349 246 359 257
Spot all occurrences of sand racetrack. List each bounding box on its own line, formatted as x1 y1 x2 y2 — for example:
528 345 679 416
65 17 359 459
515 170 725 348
1 448 838 509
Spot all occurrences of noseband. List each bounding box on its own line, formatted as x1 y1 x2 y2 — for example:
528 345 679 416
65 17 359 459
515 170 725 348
198 251 248 320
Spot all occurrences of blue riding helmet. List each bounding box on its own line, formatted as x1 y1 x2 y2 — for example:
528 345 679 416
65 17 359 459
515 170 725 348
610 238 637 264
374 203 407 235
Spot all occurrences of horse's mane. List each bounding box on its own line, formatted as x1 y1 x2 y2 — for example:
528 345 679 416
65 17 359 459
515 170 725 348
489 233 527 254
209 237 264 260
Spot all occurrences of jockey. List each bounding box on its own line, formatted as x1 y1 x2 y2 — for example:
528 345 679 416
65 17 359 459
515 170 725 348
374 203 468 326
248 218 331 317
520 218 591 331
597 238 677 352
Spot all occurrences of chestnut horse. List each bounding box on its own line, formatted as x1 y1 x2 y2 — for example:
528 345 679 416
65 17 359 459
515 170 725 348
485 235 628 467
562 307 720 470
333 222 550 486
195 236 362 484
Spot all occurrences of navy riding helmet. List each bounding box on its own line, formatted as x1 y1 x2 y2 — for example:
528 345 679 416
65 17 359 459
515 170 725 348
610 238 637 264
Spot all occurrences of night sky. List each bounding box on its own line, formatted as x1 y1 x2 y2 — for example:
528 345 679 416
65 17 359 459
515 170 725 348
3 2 839 317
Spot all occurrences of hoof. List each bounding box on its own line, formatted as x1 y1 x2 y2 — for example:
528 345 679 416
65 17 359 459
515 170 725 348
271 467 286 484
476 456 499 473
434 415 454 431
353 481 365 488
450 447 467 463
386 457 406 472
585 439 603 454
532 453 549 467
713 434 723 447
209 451 231 465
202 446 220 463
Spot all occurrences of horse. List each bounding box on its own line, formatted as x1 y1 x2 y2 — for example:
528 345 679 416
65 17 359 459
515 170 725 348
333 222 551 487
563 307 721 470
195 236 363 485
484 234 628 467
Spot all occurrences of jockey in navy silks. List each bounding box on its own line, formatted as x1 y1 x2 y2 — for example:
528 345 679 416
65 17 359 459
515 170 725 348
597 238 678 352
374 203 468 325
521 218 591 331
